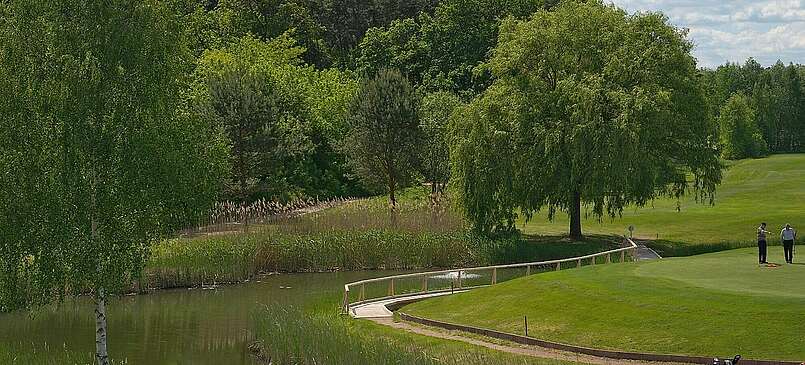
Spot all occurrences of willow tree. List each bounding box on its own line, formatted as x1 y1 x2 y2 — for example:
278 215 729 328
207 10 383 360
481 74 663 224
451 1 722 238
0 1 228 364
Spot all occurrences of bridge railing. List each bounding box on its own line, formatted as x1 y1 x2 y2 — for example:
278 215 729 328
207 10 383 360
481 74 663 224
343 237 639 315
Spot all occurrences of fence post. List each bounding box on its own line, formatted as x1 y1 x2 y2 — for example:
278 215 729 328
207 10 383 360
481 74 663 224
342 290 349 314
620 250 625 263
577 259 581 268
526 265 531 276
606 253 611 264
524 315 529 337
359 284 365 301
591 255 596 265
457 271 462 288
492 268 497 285
555 262 561 271
422 276 428 293
389 279 395 297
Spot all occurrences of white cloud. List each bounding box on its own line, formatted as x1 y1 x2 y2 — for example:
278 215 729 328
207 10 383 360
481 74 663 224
609 0 805 67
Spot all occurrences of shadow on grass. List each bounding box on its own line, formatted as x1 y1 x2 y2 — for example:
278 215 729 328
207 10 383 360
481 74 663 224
644 239 757 257
489 234 622 265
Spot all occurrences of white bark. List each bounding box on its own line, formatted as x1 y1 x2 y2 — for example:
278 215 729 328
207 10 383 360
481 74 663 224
91 207 110 365
94 288 110 365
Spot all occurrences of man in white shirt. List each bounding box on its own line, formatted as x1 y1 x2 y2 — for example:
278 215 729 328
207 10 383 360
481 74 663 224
781 224 797 264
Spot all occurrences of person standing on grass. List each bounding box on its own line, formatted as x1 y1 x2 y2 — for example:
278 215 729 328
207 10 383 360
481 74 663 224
757 223 770 264
781 223 797 264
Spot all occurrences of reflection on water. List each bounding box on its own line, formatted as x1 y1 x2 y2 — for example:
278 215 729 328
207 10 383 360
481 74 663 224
0 271 401 364
429 271 483 280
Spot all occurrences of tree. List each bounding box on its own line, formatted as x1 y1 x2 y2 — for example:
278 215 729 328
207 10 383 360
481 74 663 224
194 35 360 201
451 1 722 238
195 35 312 200
718 93 767 159
419 92 462 194
344 69 422 209
0 1 229 364
357 0 551 94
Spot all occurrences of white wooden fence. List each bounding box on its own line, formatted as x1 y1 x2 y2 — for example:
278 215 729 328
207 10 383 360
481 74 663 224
343 237 639 314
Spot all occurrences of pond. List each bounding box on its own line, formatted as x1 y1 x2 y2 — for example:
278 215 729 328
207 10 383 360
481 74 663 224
0 271 403 364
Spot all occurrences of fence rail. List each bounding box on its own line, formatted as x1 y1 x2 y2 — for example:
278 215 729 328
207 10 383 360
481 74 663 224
343 237 639 314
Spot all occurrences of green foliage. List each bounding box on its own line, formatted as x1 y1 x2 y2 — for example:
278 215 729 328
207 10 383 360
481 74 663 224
451 1 722 237
357 0 551 94
702 59 805 154
192 35 361 201
753 62 803 152
0 0 228 310
216 0 439 68
718 93 767 159
419 92 463 188
343 69 422 207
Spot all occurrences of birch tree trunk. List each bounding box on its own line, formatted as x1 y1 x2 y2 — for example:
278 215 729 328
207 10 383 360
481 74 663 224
91 207 110 365
95 288 110 365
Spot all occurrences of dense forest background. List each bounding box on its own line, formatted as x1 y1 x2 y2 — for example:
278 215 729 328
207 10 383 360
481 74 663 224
166 0 805 202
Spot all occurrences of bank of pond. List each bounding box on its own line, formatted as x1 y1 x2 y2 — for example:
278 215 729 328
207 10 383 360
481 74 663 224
0 230 620 364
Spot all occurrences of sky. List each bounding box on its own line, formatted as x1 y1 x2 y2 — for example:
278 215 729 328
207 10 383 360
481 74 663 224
608 0 805 68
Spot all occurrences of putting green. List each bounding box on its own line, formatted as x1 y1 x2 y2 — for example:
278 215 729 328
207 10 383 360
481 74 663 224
637 248 805 298
403 248 805 360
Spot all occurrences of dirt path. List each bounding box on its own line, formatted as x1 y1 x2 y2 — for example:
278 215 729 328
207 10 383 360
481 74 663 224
368 318 688 365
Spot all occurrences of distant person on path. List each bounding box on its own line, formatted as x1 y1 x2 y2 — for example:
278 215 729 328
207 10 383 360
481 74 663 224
781 223 797 264
757 223 770 264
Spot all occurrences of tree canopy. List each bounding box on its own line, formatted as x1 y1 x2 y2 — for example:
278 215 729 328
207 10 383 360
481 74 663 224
718 93 767 160
0 0 229 362
343 69 422 208
192 34 360 200
357 0 555 94
450 1 723 238
419 91 463 193
701 59 804 156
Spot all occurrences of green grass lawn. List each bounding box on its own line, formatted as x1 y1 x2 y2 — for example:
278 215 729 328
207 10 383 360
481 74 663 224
403 248 805 361
519 154 805 256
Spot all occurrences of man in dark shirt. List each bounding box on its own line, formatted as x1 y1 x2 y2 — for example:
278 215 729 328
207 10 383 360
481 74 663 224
757 222 770 264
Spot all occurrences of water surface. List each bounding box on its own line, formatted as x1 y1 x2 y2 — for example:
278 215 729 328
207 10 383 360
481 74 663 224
0 271 399 364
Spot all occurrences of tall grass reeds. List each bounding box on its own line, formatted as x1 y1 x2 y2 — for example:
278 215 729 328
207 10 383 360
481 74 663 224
144 188 618 290
143 230 507 289
251 305 554 365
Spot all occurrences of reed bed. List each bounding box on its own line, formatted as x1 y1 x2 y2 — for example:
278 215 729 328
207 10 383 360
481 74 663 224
145 188 619 290
144 230 508 289
0 342 128 365
179 196 360 236
251 305 564 365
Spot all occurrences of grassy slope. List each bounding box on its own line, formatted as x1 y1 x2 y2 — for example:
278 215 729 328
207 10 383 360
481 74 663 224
518 154 805 254
404 248 805 360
